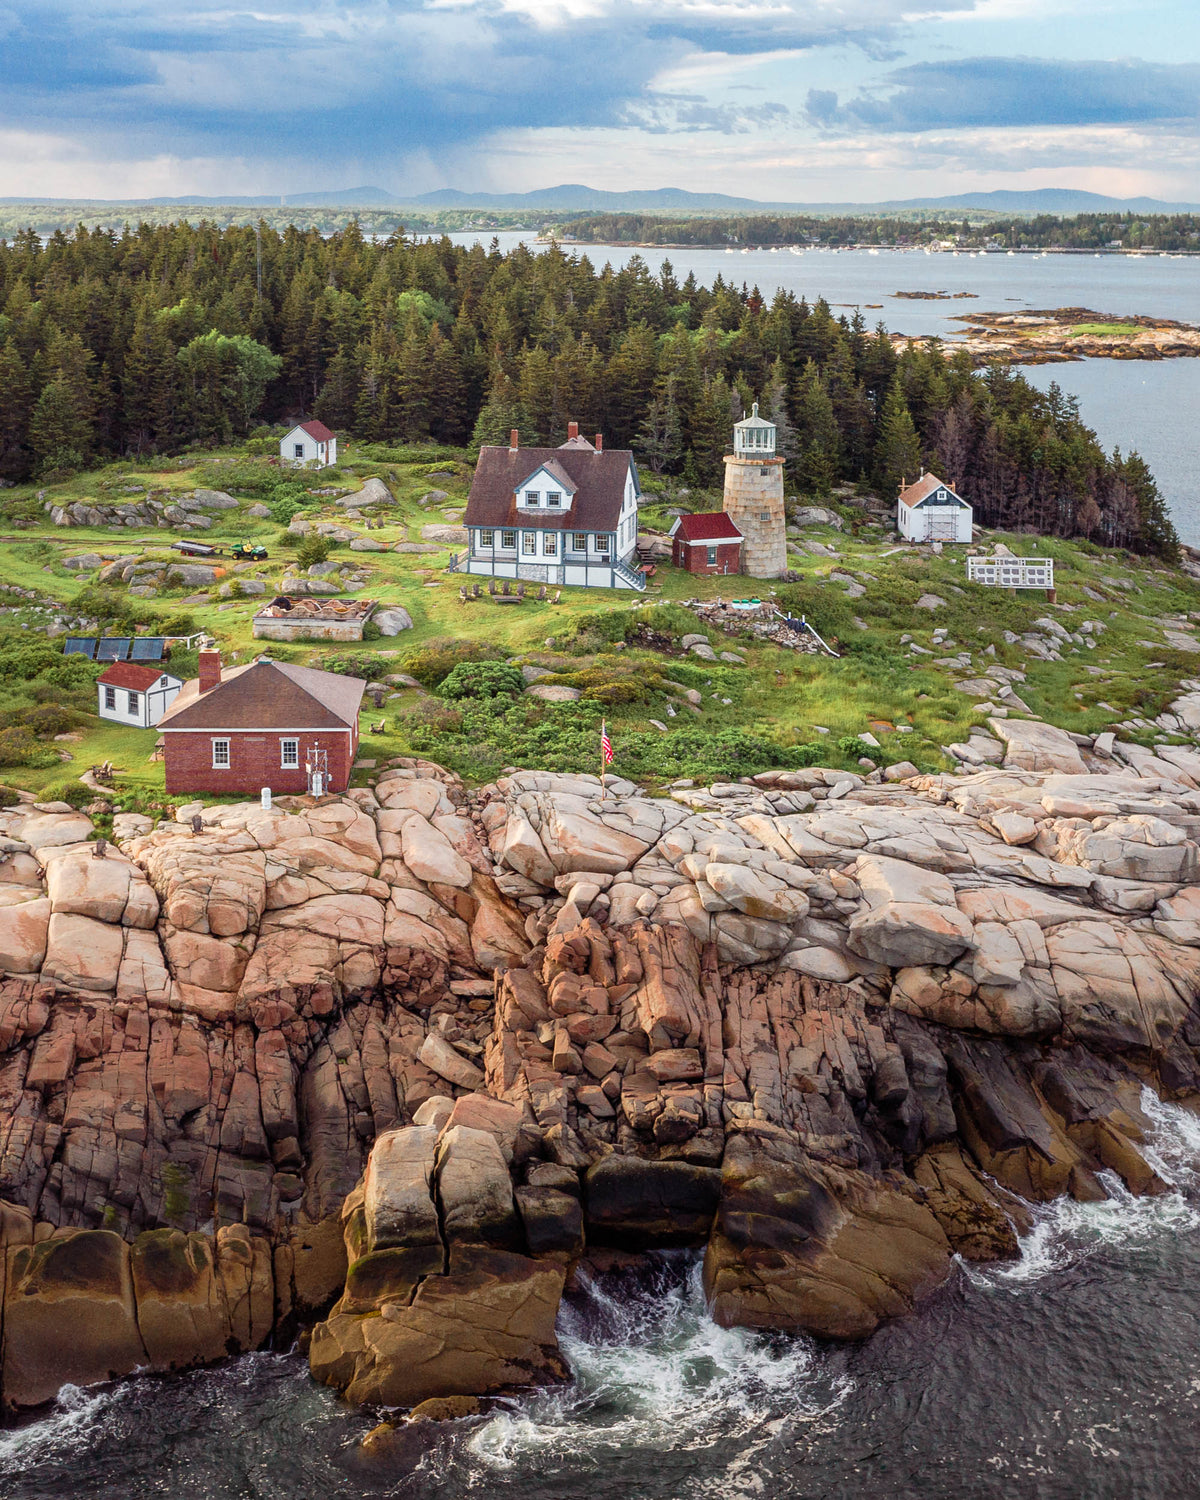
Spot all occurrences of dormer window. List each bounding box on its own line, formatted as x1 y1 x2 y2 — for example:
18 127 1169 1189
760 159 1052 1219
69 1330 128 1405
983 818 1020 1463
525 491 540 507
547 492 561 508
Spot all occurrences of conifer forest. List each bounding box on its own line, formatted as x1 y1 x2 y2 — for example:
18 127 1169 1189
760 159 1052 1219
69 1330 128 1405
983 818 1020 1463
0 221 1177 558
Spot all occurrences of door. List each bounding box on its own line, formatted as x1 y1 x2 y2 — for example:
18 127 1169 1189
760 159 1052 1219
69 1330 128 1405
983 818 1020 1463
929 512 957 541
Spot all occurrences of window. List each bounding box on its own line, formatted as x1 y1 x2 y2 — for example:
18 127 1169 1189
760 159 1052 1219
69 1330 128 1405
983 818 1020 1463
707 547 718 566
281 738 299 768
759 511 770 521
547 491 561 508
572 532 588 553
543 533 558 556
501 529 517 550
525 491 540 507
293 443 305 459
522 532 537 555
479 528 494 548
103 685 116 710
212 738 230 769
127 691 140 715
598 534 611 556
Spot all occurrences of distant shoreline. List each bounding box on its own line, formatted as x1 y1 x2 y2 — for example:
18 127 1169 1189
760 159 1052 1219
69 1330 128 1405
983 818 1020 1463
538 238 1200 257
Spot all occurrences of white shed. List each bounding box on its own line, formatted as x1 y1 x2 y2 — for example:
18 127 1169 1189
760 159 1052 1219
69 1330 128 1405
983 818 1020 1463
281 420 338 468
97 663 183 729
897 472 973 544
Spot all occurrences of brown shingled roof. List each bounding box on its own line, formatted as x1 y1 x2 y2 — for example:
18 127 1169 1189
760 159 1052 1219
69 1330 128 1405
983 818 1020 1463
464 445 635 532
158 659 364 732
898 472 966 507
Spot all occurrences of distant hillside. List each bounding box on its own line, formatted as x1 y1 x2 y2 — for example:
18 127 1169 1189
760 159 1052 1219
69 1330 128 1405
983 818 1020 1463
4 184 1198 216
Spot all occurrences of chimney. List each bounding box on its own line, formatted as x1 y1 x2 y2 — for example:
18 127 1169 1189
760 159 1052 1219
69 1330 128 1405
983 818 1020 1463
567 421 579 441
198 651 221 694
594 433 603 452
509 428 519 452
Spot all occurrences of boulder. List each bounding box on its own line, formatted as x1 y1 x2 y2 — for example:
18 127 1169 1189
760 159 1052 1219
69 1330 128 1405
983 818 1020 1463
3 1231 148 1409
374 607 413 636
989 718 1086 775
703 1129 951 1340
41 911 125 993
189 489 239 509
584 1156 721 1247
419 1033 485 1091
0 896 51 974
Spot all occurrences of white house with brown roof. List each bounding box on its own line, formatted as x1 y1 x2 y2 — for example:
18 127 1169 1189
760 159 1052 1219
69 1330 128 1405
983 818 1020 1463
96 662 183 729
459 424 644 590
281 420 338 468
897 471 973 544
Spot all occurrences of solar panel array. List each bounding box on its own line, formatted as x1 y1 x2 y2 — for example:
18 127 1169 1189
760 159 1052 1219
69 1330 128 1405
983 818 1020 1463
95 638 131 661
129 637 166 661
63 637 97 658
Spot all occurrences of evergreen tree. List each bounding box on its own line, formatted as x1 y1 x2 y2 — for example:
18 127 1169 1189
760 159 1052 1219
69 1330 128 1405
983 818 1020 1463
792 361 841 496
873 377 923 497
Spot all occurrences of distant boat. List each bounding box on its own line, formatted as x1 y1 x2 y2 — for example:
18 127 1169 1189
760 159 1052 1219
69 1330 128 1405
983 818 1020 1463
1007 250 1015 256
868 248 879 256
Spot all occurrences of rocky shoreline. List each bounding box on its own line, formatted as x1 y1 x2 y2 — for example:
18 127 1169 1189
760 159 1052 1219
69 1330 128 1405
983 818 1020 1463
894 306 1200 366
2 741 1200 1414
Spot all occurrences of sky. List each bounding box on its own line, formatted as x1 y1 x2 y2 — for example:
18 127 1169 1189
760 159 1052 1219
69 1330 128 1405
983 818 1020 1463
1 0 1198 202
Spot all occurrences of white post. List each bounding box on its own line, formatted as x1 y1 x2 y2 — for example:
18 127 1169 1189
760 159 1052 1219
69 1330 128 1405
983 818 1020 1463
261 787 272 811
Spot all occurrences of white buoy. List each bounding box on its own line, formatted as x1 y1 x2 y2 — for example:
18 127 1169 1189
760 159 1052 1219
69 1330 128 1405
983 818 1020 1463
261 786 272 810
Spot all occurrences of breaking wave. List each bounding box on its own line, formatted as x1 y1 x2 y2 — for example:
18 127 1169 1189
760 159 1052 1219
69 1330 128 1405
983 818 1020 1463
967 1089 1200 1289
467 1254 850 1480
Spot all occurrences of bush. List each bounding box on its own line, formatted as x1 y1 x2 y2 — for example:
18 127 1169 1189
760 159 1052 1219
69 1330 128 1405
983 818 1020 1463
10 703 85 736
37 778 93 808
0 727 60 769
295 535 332 570
401 637 507 689
439 661 525 700
324 652 396 680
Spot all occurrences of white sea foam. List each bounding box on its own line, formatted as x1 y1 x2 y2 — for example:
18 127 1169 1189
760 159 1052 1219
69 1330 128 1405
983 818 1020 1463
468 1256 848 1473
967 1090 1200 1290
0 1381 120 1464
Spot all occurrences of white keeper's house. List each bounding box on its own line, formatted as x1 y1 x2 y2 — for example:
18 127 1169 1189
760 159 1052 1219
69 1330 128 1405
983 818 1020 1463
458 424 645 590
281 420 338 468
897 471 974 544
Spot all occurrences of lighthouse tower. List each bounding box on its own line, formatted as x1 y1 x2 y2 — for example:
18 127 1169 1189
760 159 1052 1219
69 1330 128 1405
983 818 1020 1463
722 403 787 579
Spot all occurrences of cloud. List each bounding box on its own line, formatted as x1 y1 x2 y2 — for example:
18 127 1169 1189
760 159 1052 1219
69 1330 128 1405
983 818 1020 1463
808 57 1200 132
0 0 977 180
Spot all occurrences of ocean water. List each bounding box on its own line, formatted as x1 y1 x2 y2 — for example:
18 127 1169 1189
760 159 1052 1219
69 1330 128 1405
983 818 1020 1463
444 233 1200 545
6 1090 1200 1500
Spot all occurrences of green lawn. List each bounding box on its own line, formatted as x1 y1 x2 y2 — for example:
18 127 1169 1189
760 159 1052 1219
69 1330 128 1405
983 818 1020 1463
2 440 1198 804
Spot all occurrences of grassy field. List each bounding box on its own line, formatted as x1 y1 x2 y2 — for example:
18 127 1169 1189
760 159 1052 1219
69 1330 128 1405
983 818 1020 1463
1070 322 1147 338
2 438 1198 809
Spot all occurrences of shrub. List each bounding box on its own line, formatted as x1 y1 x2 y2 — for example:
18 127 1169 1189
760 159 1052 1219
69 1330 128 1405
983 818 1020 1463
36 778 93 808
401 637 507 689
0 727 60 769
439 661 524 700
295 535 332 570
324 652 396 680
10 703 85 737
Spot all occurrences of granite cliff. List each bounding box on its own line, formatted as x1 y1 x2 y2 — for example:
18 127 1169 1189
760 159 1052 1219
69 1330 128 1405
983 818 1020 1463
2 733 1200 1411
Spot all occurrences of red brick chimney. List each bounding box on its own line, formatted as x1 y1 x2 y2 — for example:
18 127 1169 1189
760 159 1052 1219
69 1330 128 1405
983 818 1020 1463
509 428 519 452
198 651 221 694
567 421 579 440
594 433 603 452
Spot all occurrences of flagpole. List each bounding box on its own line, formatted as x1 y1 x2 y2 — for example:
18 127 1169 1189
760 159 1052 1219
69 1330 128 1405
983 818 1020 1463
600 718 607 800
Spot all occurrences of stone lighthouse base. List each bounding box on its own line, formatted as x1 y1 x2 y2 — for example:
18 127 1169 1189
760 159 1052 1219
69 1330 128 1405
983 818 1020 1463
722 454 787 578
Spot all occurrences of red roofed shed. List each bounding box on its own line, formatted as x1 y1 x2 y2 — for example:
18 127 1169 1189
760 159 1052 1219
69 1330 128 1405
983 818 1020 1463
669 513 744 575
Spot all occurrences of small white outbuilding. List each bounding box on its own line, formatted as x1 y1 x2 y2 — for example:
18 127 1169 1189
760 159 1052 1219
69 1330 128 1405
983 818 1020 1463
281 420 338 468
897 472 973 544
97 663 183 729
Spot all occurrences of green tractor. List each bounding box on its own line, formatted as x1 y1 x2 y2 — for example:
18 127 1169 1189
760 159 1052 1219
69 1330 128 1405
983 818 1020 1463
231 540 269 562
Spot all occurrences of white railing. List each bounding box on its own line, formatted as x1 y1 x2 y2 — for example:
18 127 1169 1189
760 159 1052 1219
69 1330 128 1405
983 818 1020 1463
613 559 648 591
966 556 1054 589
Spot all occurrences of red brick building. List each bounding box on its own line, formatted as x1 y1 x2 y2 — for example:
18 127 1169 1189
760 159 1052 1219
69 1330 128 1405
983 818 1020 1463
669 513 744 575
158 653 365 796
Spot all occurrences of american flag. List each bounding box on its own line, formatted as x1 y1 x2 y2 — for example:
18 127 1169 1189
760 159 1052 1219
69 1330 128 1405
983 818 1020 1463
600 721 614 765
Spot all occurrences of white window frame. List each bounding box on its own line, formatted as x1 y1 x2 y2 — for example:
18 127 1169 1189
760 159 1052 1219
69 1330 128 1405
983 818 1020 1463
501 528 517 550
280 737 299 769
212 738 231 769
547 491 561 508
572 532 588 553
707 547 718 566
522 532 537 555
127 690 140 715
525 491 540 507
293 443 305 459
543 532 558 557
103 685 116 710
479 528 494 548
